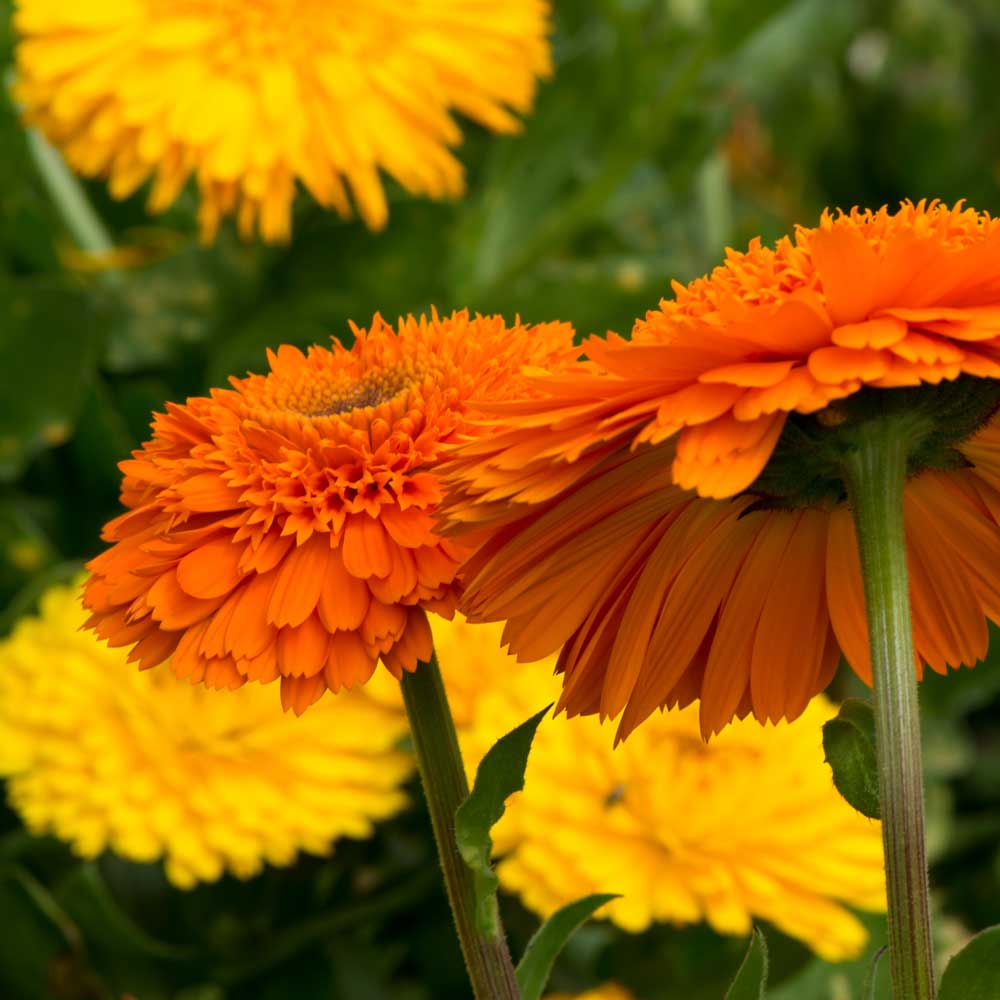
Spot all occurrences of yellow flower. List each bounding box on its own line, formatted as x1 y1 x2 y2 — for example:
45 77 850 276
13 0 552 241
546 986 635 1000
431 616 887 962
0 579 413 888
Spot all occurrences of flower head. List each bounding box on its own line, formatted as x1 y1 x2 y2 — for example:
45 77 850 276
14 0 552 241
83 311 577 714
434 617 885 962
443 200 1000 738
0 579 412 888
546 987 635 1000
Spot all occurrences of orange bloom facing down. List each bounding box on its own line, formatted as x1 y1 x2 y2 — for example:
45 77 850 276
83 311 576 714
443 201 1000 740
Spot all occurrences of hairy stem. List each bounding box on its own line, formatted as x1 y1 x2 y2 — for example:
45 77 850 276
401 652 520 1000
843 422 935 1000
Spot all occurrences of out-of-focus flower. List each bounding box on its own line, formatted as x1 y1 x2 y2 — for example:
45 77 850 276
83 311 577 714
433 616 886 962
443 200 1000 738
13 0 552 241
0 579 412 888
546 986 636 1000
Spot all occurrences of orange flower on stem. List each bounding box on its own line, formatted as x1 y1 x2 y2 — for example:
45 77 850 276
442 200 1000 741
83 311 577 715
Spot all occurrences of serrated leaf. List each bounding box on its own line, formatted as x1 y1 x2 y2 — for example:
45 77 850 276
516 893 618 1000
939 925 1000 1000
455 705 550 937
823 698 881 819
725 927 769 1000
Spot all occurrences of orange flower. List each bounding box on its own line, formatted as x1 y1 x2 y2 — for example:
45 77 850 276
84 311 576 714
443 201 1000 740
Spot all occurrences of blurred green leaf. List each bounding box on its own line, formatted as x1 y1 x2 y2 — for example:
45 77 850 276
455 705 549 937
769 912 890 1000
862 946 887 1000
939 925 1000 1000
516 893 618 1000
823 698 881 820
725 927 769 1000
0 279 101 480
58 864 195 962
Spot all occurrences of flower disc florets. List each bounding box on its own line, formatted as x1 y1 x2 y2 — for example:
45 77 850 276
84 311 577 714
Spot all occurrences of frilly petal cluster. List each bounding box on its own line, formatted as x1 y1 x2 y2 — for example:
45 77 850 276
432 617 886 963
83 311 577 714
442 201 1000 737
0 580 412 888
14 0 552 241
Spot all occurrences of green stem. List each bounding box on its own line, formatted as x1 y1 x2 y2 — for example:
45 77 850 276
25 129 117 257
843 422 935 1000
401 652 520 1000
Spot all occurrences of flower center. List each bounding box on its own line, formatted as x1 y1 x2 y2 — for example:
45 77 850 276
158 0 353 68
744 376 1000 511
266 362 424 419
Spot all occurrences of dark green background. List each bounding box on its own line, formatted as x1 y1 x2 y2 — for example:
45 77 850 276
2 1 1000 997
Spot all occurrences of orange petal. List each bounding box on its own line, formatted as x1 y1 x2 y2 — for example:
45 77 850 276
325 630 378 690
174 473 241 512
317 553 371 632
176 536 246 599
831 316 907 350
699 360 795 388
276 615 331 678
379 504 436 548
267 532 330 628
342 514 394 578
826 507 871 684
807 346 890 384
147 569 227 629
280 674 327 715
225 571 278 659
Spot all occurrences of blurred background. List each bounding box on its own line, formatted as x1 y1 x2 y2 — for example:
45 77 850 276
3 0 1000 997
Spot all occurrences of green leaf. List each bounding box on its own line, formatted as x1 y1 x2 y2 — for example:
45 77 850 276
862 946 887 1000
0 279 101 481
822 698 881 819
57 864 193 961
939 925 1000 1000
516 893 618 1000
725 927 769 1000
455 705 550 937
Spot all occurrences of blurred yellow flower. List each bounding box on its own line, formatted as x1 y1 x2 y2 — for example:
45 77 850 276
546 985 635 1000
0 579 413 888
13 0 552 241
431 615 887 962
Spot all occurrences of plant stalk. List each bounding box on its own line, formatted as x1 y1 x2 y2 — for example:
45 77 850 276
843 423 935 1000
401 652 520 1000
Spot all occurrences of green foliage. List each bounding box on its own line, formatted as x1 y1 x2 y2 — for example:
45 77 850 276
455 706 549 937
938 926 1000 1000
823 698 881 820
3 1 1000 997
516 893 618 1000
725 928 769 1000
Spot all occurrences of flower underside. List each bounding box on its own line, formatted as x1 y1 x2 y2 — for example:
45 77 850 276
746 376 1000 511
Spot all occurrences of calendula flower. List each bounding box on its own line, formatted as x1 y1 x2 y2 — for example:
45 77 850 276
433 617 885 962
546 986 635 1000
443 200 1000 738
83 311 577 714
13 0 551 241
0 579 412 888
